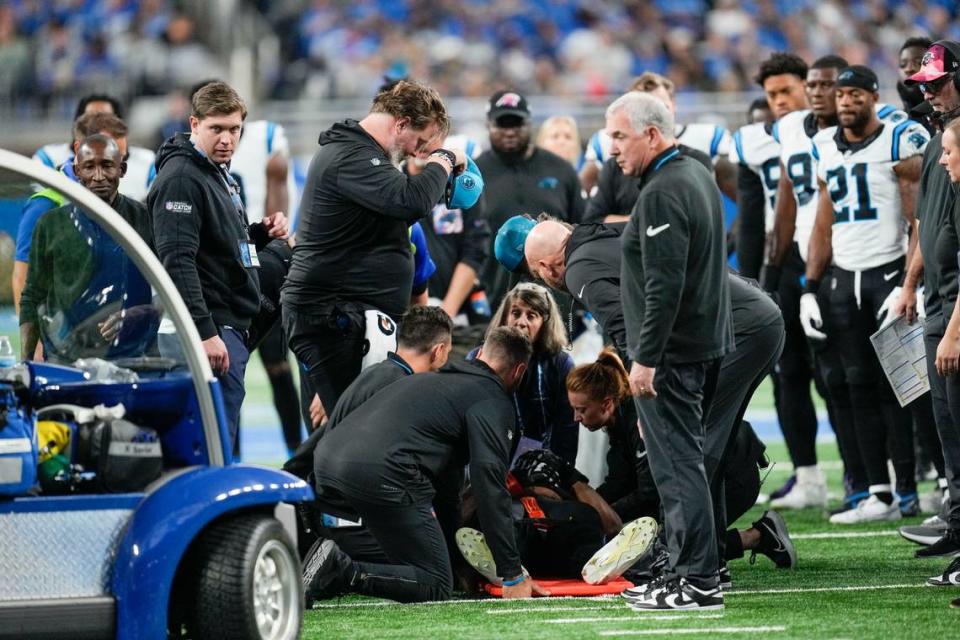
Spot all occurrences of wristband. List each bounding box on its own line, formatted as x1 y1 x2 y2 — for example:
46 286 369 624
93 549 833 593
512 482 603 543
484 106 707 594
502 574 525 587
429 148 457 171
803 278 821 295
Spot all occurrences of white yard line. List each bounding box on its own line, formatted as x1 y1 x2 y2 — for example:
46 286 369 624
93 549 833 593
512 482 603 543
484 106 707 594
546 614 725 624
486 605 624 615
728 583 923 596
600 626 786 636
791 530 900 540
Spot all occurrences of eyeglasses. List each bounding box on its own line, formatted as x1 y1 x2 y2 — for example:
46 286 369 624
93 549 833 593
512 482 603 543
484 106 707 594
919 75 952 95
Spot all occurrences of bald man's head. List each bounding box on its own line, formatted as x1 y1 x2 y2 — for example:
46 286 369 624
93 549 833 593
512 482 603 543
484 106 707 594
525 220 572 291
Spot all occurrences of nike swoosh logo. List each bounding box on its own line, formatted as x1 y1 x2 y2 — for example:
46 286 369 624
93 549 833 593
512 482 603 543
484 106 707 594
646 223 670 237
578 284 586 299
883 270 899 282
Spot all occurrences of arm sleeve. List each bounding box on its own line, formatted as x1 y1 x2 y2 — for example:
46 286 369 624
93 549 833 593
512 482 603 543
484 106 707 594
631 191 690 367
736 164 766 279
566 260 628 359
466 399 523 579
459 197 490 273
583 161 618 223
336 154 448 222
152 175 217 340
548 353 579 464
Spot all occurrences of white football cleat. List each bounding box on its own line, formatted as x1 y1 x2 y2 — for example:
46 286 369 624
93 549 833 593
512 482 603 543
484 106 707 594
582 516 658 584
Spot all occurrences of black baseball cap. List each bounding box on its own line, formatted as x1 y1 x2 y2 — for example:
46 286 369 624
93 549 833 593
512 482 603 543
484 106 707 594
836 65 879 92
487 90 531 122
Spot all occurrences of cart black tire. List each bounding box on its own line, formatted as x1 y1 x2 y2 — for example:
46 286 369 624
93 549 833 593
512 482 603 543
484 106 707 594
192 513 303 640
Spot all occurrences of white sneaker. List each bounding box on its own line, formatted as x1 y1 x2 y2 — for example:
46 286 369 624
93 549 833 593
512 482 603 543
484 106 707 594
770 480 827 509
582 516 658 584
829 494 901 524
455 528 530 585
920 489 944 515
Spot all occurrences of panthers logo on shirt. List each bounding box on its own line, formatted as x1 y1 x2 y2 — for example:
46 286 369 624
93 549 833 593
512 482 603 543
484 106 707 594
813 118 929 271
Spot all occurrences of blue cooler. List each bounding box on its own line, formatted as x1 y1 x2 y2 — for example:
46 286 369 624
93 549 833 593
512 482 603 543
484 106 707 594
0 382 36 496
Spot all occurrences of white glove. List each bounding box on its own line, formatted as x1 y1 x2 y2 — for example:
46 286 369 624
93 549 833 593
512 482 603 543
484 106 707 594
799 293 827 340
877 285 902 328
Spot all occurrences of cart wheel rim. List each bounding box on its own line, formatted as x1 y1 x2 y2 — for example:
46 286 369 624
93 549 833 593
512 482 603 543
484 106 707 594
253 539 300 640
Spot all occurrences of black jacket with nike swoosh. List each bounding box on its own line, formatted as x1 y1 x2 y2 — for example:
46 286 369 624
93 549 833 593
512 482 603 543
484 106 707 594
621 148 734 367
313 358 522 578
282 119 449 319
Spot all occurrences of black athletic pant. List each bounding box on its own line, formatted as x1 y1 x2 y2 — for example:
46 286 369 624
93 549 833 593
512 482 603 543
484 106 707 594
317 485 454 603
774 247 820 468
705 320 784 562
258 322 303 452
927 315 960 532
813 280 867 496
634 358 722 589
828 258 915 495
912 392 946 479
282 306 366 419
722 456 763 561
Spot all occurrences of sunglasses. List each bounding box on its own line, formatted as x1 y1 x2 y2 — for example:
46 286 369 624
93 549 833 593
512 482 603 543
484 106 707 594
919 75 952 95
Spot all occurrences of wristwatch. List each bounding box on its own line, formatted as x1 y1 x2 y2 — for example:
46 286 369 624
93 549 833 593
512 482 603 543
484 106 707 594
429 148 457 171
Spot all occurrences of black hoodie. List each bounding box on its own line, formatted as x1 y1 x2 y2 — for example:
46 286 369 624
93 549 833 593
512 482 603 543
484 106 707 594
564 223 629 359
282 120 449 319
313 358 522 578
149 133 268 340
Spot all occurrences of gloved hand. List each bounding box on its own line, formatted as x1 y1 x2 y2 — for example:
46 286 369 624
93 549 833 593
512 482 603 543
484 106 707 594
877 286 903 328
799 293 827 340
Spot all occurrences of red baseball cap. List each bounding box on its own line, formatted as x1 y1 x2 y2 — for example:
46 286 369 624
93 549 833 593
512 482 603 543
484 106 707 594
906 41 960 85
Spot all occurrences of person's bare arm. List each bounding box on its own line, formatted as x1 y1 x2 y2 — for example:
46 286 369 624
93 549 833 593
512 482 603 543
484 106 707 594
895 219 924 322
603 214 631 224
805 180 834 284
12 261 27 314
20 322 39 361
264 153 290 221
571 480 623 537
769 164 797 269
714 156 738 202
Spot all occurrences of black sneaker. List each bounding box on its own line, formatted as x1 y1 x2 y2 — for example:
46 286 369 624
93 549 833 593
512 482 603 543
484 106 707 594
302 538 354 607
751 510 797 569
951 596 960 609
927 556 960 586
915 530 960 558
718 565 732 589
622 573 668 601
627 577 723 611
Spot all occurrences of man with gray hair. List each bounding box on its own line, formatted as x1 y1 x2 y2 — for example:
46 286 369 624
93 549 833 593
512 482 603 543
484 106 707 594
608 92 734 611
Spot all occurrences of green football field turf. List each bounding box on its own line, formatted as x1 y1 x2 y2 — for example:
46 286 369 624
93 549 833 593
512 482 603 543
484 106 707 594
299 440 958 639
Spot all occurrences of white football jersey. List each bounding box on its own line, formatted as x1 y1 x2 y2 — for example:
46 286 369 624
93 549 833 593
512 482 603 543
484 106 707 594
813 118 929 271
584 122 732 168
33 142 156 202
731 122 781 232
231 120 300 224
776 104 910 262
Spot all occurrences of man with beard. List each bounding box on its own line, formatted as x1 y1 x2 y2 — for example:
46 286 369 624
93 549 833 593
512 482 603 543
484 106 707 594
281 80 464 415
302 326 547 603
475 90 583 310
802 65 929 524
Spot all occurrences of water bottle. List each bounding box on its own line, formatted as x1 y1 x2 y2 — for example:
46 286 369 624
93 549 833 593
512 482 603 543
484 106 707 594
0 336 15 368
